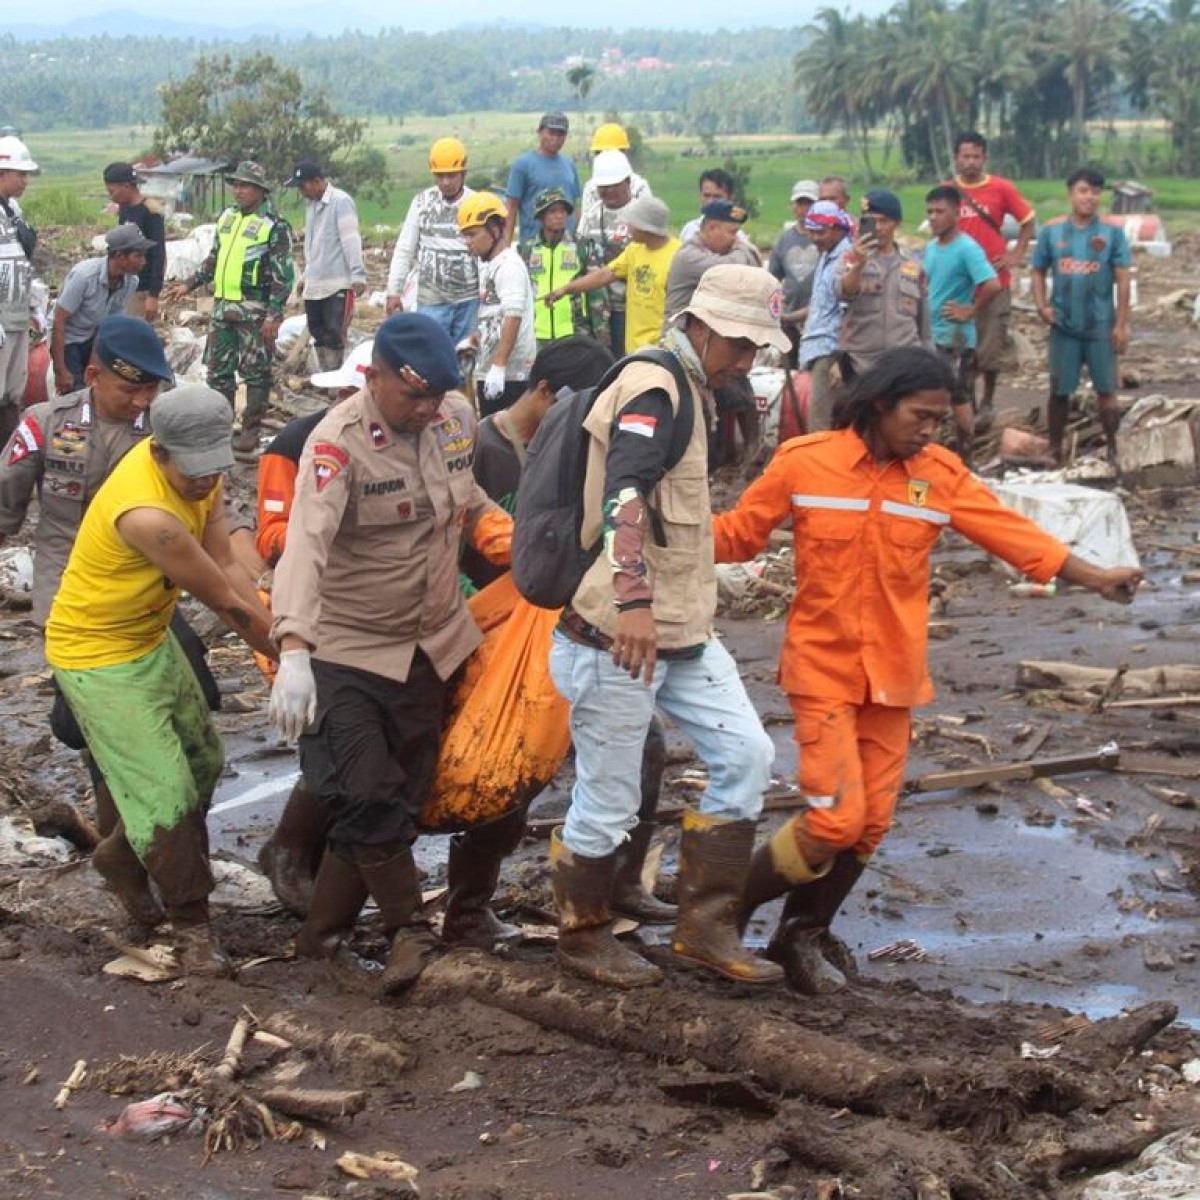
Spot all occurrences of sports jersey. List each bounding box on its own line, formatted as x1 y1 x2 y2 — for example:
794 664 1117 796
1031 217 1131 339
46 439 220 670
951 175 1035 289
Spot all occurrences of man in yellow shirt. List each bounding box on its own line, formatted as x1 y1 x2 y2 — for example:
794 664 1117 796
544 196 679 354
46 384 275 977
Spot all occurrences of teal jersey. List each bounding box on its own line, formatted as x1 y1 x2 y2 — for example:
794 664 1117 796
1031 217 1131 339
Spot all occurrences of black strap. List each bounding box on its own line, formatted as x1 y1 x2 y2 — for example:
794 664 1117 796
958 188 1003 236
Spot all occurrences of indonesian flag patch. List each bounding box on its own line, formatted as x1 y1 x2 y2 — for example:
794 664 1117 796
6 415 44 465
617 412 657 439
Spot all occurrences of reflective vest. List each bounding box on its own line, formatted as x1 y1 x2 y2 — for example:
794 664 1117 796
214 207 276 302
526 237 581 341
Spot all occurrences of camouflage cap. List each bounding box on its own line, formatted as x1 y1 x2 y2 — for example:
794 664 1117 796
225 160 271 191
534 187 574 217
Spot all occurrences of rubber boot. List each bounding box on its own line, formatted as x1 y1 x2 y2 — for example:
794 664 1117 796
611 718 677 924
258 780 328 917
442 807 526 948
768 852 869 995
551 828 662 989
295 847 375 987
233 384 271 456
611 823 678 924
93 822 164 931
672 810 784 984
315 345 342 372
168 900 234 978
357 844 438 996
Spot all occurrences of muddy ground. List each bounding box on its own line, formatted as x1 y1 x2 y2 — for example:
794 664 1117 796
2 241 1200 1199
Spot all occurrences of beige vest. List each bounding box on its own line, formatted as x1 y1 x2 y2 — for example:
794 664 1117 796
571 360 716 649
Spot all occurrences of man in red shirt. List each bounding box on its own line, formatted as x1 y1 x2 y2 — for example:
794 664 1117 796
950 132 1036 432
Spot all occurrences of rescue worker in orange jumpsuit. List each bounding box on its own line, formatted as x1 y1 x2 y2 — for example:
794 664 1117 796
713 346 1143 994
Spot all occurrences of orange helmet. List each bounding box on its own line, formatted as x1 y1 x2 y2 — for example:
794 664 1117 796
456 191 506 232
429 137 468 174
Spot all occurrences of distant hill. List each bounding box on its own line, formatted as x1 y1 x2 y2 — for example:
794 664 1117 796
7 8 386 40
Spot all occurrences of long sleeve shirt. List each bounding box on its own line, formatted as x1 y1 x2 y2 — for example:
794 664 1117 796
799 236 849 364
713 429 1069 708
387 186 478 307
302 184 366 300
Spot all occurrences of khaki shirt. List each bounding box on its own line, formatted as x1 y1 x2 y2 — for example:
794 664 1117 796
0 390 149 625
572 360 716 650
837 248 928 374
271 388 498 683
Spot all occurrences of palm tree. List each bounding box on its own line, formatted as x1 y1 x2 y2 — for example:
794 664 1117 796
565 62 595 117
1127 0 1200 173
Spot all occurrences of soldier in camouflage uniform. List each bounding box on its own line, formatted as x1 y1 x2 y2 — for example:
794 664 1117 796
165 161 295 455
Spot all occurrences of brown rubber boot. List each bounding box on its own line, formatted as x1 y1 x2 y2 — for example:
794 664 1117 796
258 780 328 917
737 838 794 934
442 807 526 949
357 844 438 996
92 823 165 930
551 828 662 989
768 851 869 995
314 345 342 372
233 384 271 456
296 848 370 958
611 822 678 924
671 810 784 984
168 901 234 979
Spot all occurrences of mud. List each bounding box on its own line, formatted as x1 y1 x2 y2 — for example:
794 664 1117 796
2 241 1200 1199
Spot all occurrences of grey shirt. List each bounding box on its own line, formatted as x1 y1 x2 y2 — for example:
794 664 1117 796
664 239 761 320
302 184 366 300
57 257 137 345
768 225 819 312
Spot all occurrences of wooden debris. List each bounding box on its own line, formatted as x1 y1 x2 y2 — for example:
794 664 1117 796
904 745 1120 795
658 1073 778 1115
209 1011 254 1083
258 1086 367 1123
335 1150 419 1187
1118 752 1200 781
1017 661 1200 697
53 1059 87 1110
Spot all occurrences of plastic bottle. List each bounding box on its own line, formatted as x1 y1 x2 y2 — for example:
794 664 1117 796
1008 581 1057 598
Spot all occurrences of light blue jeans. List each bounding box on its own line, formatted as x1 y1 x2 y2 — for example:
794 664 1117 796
420 299 479 344
549 632 775 859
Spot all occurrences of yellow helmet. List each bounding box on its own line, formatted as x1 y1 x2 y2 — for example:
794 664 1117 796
591 123 630 153
456 191 507 232
429 137 468 174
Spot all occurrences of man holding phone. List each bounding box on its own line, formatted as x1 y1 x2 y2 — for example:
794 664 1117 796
836 190 928 380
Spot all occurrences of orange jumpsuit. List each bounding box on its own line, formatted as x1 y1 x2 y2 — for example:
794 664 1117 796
713 428 1068 862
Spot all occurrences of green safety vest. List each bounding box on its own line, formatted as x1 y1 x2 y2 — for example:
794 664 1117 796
526 237 582 342
214 206 276 303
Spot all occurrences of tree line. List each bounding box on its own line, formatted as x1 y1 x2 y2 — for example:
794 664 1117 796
798 0 1200 179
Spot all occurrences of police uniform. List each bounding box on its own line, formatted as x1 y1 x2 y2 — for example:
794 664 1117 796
836 247 927 379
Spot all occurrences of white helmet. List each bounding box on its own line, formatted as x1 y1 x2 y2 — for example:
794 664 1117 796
591 149 632 187
0 136 38 172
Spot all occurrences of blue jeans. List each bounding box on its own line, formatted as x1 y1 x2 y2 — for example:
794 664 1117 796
549 633 774 858
420 299 479 344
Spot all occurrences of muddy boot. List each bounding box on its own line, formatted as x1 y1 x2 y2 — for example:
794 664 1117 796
672 810 784 984
357 844 438 996
93 824 164 930
442 808 526 949
168 901 234 978
295 848 375 984
258 780 328 917
611 822 678 924
768 851 868 995
314 345 342 372
551 827 662 989
233 384 270 457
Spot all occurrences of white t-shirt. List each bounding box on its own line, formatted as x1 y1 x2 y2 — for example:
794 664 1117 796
477 246 536 380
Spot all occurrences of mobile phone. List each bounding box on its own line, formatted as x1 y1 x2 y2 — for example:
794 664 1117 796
859 214 878 241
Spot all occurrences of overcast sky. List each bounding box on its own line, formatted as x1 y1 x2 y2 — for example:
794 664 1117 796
24 0 819 35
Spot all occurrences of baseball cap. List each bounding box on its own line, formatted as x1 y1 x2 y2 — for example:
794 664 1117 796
94 315 173 384
863 189 903 222
623 195 670 239
105 223 155 254
591 149 632 187
311 339 375 390
103 162 139 186
681 264 790 354
149 384 235 477
803 200 852 231
539 111 570 133
701 199 749 225
283 159 324 188
790 179 820 203
373 313 462 394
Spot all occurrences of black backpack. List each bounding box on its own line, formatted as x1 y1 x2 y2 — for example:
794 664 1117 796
512 346 693 610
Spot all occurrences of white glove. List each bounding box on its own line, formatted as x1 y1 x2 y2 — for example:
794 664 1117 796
483 364 507 401
268 648 317 743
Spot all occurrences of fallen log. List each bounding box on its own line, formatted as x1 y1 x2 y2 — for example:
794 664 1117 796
257 1087 367 1123
1017 661 1200 696
903 745 1120 795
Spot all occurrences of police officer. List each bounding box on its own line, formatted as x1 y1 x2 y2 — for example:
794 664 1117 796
523 188 587 346
164 160 295 456
268 313 513 997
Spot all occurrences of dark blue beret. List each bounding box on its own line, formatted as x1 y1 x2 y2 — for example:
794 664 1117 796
373 312 463 393
94 315 172 384
864 189 903 222
700 199 749 224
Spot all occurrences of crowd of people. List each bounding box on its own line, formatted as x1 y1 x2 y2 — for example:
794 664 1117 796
0 119 1143 993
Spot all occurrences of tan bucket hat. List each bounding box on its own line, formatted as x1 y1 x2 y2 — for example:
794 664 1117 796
681 264 790 353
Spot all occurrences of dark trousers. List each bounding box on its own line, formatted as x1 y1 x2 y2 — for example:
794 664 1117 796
300 652 453 856
64 338 95 391
305 291 353 354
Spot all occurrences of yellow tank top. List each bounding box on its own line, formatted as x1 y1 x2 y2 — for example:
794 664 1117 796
45 440 218 670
